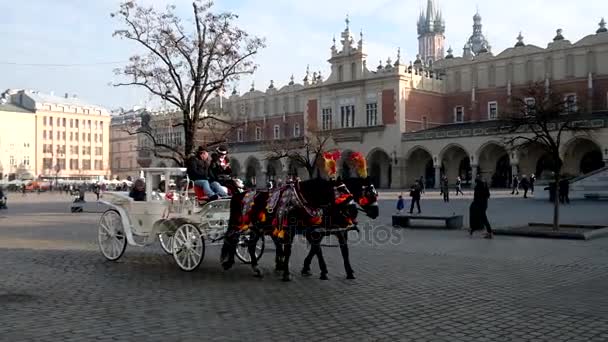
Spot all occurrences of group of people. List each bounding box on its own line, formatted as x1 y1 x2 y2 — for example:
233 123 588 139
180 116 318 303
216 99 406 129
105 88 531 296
126 146 233 202
397 174 493 238
511 174 536 198
186 146 232 201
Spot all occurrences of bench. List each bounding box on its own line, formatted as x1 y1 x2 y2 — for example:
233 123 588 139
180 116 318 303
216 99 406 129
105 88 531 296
584 194 608 201
392 215 464 230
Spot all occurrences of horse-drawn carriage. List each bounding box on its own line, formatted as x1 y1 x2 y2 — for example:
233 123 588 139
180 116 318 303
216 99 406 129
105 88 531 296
97 167 264 272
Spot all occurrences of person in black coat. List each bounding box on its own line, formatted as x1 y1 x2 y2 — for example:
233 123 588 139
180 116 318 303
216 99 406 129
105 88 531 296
520 175 530 198
559 178 570 204
186 146 221 200
469 176 493 239
409 181 422 214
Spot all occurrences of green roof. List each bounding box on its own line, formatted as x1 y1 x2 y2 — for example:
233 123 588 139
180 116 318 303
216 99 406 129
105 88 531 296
0 103 34 114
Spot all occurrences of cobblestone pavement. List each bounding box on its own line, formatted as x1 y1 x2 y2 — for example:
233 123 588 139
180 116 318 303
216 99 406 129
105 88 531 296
1 193 608 342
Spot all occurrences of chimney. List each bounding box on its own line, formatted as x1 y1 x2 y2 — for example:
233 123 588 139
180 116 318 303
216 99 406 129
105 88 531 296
64 93 69 99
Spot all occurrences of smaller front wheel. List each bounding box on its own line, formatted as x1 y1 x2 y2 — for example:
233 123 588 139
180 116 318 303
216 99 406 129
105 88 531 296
172 223 205 272
159 232 173 255
236 234 265 264
98 210 127 261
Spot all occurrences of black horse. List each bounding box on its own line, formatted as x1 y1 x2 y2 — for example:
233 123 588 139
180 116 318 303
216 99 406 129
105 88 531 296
300 176 379 280
221 177 378 281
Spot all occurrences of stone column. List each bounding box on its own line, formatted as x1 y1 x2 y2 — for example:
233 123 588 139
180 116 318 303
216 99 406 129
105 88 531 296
434 165 441 189
511 164 519 178
471 164 478 183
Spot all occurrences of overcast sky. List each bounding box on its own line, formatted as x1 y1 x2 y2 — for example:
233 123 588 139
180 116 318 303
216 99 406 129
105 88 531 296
1 0 605 110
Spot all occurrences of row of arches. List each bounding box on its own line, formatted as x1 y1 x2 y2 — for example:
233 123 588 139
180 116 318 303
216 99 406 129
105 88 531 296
404 137 606 188
225 137 604 189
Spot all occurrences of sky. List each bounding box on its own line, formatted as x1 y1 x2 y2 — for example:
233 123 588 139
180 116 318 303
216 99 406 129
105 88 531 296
1 0 606 110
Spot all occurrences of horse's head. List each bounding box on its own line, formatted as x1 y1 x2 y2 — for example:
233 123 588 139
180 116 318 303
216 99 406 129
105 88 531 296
331 179 359 226
342 177 379 219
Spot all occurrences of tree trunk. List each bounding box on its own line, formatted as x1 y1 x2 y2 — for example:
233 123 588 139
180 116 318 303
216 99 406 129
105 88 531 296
184 119 195 160
553 171 561 231
306 166 314 180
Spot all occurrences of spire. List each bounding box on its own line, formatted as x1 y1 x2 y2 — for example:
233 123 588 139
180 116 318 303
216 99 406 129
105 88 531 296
466 8 490 55
232 86 238 96
345 14 350 30
289 74 295 86
598 18 607 34
249 81 255 92
426 0 435 26
515 32 525 47
268 80 275 90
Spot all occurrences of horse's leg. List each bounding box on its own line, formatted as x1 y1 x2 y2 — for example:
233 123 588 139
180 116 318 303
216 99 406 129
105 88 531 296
221 229 238 270
248 232 262 278
301 232 315 277
336 231 355 279
281 230 294 282
316 234 329 280
272 236 284 273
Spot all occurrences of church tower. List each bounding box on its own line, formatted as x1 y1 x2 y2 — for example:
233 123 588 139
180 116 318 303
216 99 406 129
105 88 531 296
417 0 446 66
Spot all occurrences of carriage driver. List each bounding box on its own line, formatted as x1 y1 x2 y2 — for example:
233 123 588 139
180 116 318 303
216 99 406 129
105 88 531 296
186 146 228 201
212 146 244 190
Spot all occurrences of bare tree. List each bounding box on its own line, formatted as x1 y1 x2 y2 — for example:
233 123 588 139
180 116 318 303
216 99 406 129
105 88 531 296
121 110 241 166
111 0 265 164
501 82 594 231
266 133 334 179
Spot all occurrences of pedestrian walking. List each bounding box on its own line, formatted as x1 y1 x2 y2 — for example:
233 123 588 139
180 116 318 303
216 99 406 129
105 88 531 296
396 194 405 214
22 185 26 196
469 175 493 239
511 175 519 195
441 176 450 202
455 176 464 196
409 181 422 214
520 175 530 198
559 178 570 204
530 174 536 194
419 176 425 194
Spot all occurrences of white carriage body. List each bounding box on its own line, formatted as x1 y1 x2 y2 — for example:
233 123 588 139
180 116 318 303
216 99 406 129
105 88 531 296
96 167 261 272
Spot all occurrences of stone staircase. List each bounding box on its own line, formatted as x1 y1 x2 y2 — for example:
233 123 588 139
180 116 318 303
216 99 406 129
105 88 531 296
534 166 608 200
569 166 608 200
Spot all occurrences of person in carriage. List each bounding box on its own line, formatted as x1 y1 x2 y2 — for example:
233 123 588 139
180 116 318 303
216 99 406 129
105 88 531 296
186 146 228 202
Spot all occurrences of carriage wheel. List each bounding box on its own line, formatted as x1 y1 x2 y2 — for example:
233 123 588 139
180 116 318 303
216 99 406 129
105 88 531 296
236 234 265 264
172 223 205 272
98 210 127 261
159 232 173 255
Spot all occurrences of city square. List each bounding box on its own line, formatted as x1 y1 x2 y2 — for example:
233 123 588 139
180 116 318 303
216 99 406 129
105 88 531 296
1 192 608 341
2 0 608 341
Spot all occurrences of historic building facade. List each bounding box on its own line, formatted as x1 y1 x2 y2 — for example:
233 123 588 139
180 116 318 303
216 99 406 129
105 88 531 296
1 89 111 181
0 94 36 181
109 108 142 180
214 4 608 189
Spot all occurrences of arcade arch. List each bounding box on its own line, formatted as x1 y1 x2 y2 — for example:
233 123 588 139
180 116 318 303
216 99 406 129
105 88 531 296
405 146 434 188
367 148 391 188
244 157 262 188
476 142 511 187
562 137 605 176
439 144 471 184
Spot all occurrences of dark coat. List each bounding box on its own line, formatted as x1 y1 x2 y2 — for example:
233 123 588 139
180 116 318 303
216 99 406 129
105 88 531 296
186 155 209 181
129 189 146 201
410 184 421 199
470 180 490 231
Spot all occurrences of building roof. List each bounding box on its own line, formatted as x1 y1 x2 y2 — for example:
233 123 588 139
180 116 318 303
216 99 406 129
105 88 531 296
0 103 34 114
25 91 105 110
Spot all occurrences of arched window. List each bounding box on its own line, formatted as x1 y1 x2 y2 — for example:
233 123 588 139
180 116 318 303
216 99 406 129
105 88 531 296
351 62 356 80
338 65 344 82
